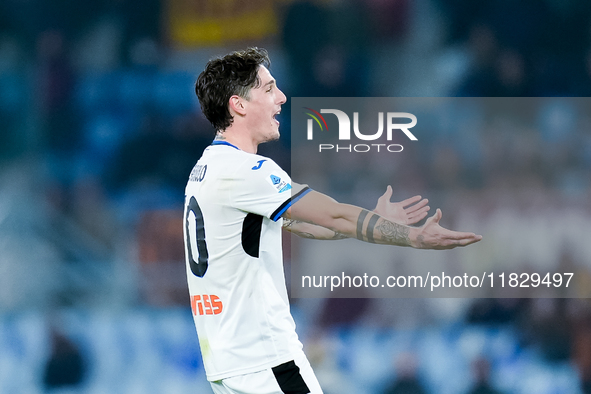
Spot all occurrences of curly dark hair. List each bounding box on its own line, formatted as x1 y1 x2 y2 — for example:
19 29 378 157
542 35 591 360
195 47 271 132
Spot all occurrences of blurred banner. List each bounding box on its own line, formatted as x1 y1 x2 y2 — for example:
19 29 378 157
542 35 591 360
166 0 278 47
290 97 591 298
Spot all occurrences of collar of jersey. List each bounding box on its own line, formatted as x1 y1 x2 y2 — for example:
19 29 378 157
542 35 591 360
211 140 240 150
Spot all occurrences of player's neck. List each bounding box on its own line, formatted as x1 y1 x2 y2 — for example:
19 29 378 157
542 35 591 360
215 127 259 154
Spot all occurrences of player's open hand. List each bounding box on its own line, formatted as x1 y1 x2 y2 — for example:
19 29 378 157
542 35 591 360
412 209 482 249
373 185 430 225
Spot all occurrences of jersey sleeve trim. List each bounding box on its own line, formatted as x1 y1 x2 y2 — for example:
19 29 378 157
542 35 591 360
270 187 312 222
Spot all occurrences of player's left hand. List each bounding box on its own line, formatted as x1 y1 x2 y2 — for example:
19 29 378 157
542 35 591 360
373 185 430 225
411 208 482 249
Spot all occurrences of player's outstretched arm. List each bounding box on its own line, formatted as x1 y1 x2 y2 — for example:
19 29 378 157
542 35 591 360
284 190 482 249
282 186 429 240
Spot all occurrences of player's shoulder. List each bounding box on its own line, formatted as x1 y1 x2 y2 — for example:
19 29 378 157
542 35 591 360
197 142 287 182
204 143 276 166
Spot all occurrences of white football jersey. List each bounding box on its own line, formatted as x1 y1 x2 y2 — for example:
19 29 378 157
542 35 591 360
183 141 311 381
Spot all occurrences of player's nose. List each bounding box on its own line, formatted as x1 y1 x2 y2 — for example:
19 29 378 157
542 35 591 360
277 88 286 105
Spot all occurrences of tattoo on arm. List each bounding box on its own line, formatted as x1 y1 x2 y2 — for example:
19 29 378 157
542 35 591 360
283 219 346 240
356 209 370 241
298 232 316 239
283 219 316 238
356 210 410 245
375 219 411 246
416 234 425 248
331 232 348 240
283 219 298 229
365 214 380 243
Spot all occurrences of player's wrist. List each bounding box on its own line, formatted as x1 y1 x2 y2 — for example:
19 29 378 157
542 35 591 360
408 227 424 249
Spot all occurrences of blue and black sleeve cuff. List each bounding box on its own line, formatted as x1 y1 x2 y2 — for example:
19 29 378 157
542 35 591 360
271 187 312 222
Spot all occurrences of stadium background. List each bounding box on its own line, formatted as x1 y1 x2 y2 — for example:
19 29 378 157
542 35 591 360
0 0 590 392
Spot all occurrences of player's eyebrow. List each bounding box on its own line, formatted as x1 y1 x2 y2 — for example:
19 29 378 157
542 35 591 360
263 79 276 88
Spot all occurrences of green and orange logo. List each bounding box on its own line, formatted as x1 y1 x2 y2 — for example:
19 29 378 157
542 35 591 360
304 107 329 139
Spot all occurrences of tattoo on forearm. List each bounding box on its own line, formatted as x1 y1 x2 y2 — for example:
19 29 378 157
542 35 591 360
331 232 348 240
356 209 370 241
416 234 425 248
365 214 380 243
283 219 315 238
376 219 411 245
283 219 298 229
298 232 316 239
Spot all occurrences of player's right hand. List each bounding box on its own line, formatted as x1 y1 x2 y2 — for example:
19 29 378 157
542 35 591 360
373 185 430 225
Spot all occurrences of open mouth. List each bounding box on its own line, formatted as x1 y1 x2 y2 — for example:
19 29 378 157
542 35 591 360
273 110 281 125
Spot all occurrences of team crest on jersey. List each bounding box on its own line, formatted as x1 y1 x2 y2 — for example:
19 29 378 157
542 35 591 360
268 173 292 193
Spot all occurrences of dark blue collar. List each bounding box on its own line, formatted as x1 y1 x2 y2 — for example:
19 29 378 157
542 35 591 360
211 140 240 150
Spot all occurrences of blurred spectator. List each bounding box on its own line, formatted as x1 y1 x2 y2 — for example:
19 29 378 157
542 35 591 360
571 301 591 394
456 26 533 96
366 0 411 42
447 0 591 96
521 298 572 362
42 328 87 391
493 49 531 97
317 296 372 329
281 0 371 97
107 112 211 194
36 29 79 152
281 0 330 97
137 209 187 306
454 24 499 97
70 176 118 247
0 35 26 160
119 0 162 66
466 357 502 394
383 352 428 394
466 299 528 326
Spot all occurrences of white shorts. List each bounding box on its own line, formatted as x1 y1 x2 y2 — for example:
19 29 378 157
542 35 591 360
210 353 323 394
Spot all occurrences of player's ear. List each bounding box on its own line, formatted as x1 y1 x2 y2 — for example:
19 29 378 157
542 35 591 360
229 95 246 117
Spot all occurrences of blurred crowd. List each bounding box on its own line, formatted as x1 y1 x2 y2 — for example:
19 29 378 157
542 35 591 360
1 0 591 392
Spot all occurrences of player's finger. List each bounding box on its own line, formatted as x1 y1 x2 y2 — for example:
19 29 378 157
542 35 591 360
406 213 428 226
384 185 393 200
408 209 429 221
405 199 429 212
406 206 430 224
438 235 481 249
425 208 442 225
400 195 422 207
449 234 483 246
442 230 480 239
433 208 442 223
377 186 393 205
456 235 482 246
407 204 430 216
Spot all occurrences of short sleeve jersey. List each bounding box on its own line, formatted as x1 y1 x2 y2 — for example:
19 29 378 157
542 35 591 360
183 141 311 381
